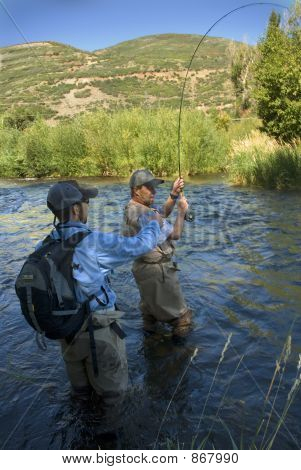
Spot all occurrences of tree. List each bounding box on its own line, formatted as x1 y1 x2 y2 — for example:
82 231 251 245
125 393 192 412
253 2 301 141
230 42 255 116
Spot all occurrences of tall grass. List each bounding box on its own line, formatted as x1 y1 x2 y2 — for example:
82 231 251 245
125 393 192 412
158 333 301 450
229 130 301 189
1 109 300 190
0 108 230 178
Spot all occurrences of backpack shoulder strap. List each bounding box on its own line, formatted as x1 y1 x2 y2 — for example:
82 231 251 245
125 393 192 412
64 230 91 248
50 230 91 283
30 236 58 260
41 234 54 245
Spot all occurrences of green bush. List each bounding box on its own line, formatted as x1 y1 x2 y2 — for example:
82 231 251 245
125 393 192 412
181 112 229 174
76 110 113 175
51 119 87 176
21 120 55 177
0 108 260 180
79 108 228 176
0 127 25 177
74 88 91 99
3 106 39 131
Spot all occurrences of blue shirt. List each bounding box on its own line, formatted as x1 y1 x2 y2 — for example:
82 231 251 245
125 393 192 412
138 204 173 243
37 220 161 312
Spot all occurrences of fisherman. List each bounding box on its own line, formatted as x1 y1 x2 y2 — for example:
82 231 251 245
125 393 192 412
123 169 192 337
44 180 163 414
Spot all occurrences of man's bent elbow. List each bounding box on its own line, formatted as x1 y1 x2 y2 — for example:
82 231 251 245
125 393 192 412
169 232 180 241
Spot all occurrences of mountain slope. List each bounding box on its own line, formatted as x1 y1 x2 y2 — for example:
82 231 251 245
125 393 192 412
0 34 246 120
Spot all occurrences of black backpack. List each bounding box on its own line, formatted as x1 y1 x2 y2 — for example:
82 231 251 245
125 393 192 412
15 231 91 341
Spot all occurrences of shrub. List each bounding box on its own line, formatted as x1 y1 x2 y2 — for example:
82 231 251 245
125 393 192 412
74 88 91 99
0 127 25 177
181 112 229 174
19 120 55 177
3 106 39 131
51 119 87 176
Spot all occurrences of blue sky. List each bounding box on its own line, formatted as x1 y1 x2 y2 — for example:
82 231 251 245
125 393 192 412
0 0 292 51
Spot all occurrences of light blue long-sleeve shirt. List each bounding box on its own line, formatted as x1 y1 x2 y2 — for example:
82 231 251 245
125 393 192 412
38 220 162 312
138 204 173 243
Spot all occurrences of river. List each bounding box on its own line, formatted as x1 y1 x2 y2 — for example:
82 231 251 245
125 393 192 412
0 176 300 450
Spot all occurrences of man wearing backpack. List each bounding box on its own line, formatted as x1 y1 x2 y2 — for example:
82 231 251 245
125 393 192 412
17 180 163 419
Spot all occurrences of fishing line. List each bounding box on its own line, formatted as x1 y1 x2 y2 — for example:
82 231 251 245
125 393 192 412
0 0 79 119
0 0 31 48
177 2 289 222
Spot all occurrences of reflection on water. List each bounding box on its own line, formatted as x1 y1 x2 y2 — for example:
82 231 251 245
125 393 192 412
0 177 301 449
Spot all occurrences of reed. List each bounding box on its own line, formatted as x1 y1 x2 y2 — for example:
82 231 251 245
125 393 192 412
193 334 233 441
159 334 300 450
257 336 292 449
153 347 198 449
265 351 301 449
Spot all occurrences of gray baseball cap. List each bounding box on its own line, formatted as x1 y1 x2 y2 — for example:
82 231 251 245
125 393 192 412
129 169 164 188
47 180 98 213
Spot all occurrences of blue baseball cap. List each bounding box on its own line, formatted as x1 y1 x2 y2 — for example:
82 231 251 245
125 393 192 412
47 180 98 213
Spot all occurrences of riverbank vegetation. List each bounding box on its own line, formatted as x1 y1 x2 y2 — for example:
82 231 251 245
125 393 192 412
0 107 300 189
0 108 253 179
229 131 301 190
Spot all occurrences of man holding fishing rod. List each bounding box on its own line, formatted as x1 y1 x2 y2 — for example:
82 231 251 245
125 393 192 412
123 169 192 338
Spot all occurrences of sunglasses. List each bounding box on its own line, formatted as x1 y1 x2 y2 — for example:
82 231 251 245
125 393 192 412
144 183 156 191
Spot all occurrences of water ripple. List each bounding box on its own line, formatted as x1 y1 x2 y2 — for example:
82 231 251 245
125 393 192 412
0 178 301 450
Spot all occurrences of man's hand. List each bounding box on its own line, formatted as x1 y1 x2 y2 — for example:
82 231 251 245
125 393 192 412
178 195 189 215
171 177 184 196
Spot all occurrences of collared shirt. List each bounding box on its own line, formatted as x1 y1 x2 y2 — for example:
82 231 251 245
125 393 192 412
36 220 161 312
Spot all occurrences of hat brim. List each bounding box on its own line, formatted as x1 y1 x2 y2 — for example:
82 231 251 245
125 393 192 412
145 178 165 188
78 185 98 199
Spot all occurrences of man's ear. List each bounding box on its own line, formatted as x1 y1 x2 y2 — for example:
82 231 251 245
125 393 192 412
133 186 141 197
71 203 80 217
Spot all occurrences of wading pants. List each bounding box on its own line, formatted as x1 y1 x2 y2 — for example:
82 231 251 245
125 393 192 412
60 310 128 409
132 259 192 335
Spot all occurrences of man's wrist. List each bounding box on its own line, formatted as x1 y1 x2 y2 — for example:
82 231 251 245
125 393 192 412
169 192 179 201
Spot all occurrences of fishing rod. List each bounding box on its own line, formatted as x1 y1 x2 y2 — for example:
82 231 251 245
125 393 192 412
177 2 289 223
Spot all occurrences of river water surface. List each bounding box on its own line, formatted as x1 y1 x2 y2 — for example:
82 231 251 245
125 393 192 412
0 176 300 450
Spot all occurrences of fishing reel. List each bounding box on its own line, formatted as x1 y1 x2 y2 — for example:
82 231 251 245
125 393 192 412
178 187 195 222
184 207 195 222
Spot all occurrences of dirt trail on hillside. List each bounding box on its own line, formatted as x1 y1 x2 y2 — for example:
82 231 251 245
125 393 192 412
50 86 123 120
49 66 229 118
57 68 217 87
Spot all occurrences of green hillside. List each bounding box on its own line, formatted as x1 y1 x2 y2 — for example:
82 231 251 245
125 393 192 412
0 34 247 120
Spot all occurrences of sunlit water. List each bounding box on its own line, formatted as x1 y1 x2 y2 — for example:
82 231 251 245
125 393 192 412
0 176 300 450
